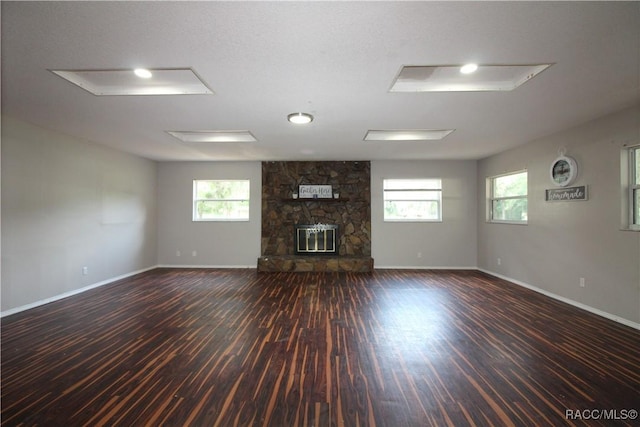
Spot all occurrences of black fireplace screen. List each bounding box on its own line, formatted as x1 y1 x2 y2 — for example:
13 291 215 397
294 224 338 255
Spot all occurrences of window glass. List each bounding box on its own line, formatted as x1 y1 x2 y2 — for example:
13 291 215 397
383 179 442 221
193 180 250 221
489 171 527 223
492 199 528 222
632 147 640 227
492 171 527 198
634 190 640 226
634 147 640 185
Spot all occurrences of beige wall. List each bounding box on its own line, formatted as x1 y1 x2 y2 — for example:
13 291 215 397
1 117 158 313
156 161 262 267
371 160 478 268
158 160 479 269
478 107 640 325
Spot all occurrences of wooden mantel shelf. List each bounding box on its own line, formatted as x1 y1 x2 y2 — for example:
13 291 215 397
281 198 349 202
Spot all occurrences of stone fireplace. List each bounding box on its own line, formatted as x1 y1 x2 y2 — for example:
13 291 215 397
257 161 373 272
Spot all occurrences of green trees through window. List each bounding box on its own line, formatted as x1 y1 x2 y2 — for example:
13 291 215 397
490 171 528 223
193 180 250 221
383 179 442 221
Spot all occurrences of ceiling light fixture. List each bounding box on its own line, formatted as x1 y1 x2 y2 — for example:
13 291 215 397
166 130 257 143
134 68 153 78
460 63 478 74
50 68 214 95
364 129 454 141
390 63 552 92
287 112 313 124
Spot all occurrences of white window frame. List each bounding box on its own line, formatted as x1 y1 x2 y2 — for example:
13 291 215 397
383 178 443 222
193 179 250 222
628 145 640 230
488 170 528 224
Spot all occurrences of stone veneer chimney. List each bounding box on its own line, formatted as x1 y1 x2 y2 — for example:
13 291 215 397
258 161 373 272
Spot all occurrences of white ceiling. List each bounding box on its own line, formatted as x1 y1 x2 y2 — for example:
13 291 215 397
2 1 639 162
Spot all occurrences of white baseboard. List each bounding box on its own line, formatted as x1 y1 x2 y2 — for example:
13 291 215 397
1 265 159 318
157 264 255 269
375 265 478 270
478 268 640 331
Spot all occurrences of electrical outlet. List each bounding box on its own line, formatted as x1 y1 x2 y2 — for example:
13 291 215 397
82 266 88 276
176 250 181 257
417 252 422 258
497 258 501 266
192 250 197 257
580 277 585 288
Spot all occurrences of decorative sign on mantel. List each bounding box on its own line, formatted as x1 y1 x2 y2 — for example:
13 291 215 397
299 185 333 199
545 185 588 202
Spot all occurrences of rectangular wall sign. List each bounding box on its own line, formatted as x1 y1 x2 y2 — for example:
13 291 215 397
545 186 588 202
299 185 333 199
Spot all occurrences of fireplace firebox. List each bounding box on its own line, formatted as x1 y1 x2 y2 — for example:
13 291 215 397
294 224 338 255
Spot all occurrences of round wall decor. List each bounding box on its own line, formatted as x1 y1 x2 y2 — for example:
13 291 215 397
550 155 578 187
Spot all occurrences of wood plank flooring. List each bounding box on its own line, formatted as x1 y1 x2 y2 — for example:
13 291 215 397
2 269 639 426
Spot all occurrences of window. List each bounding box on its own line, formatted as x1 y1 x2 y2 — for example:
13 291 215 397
629 146 640 229
193 180 250 221
383 179 442 221
489 170 528 223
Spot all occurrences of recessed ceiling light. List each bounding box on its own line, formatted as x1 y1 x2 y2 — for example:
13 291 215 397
287 112 314 124
390 64 552 92
166 130 257 143
460 63 478 74
134 68 153 78
50 68 214 95
364 129 454 141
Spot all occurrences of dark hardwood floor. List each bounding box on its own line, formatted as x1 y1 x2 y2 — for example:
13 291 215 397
1 269 639 426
